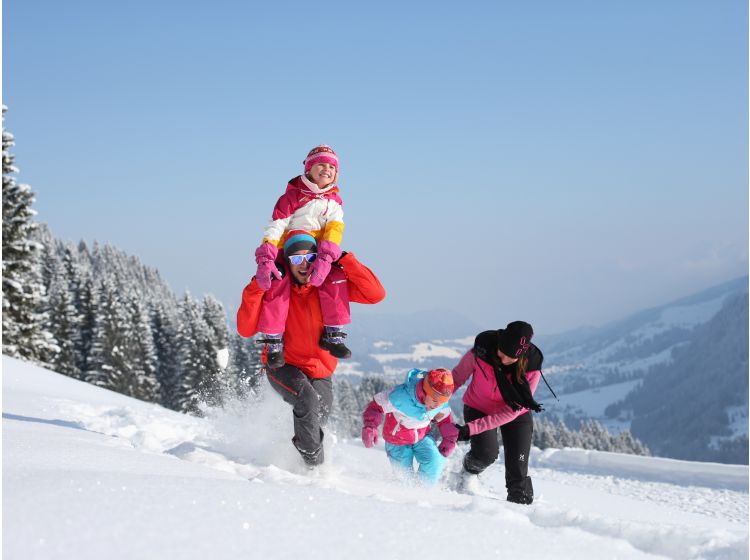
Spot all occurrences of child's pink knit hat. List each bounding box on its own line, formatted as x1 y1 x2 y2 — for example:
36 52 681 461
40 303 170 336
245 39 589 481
304 145 339 173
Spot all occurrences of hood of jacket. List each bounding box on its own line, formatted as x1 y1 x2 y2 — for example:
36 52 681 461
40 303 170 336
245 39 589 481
388 368 449 421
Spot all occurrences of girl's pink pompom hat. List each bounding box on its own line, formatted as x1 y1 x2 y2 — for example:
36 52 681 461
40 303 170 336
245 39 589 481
303 144 339 173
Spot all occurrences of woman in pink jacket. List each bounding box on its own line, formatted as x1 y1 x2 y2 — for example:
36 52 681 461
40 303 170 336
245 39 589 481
452 321 544 504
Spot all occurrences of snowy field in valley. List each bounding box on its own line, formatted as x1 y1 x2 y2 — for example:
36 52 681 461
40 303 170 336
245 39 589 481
2 356 748 560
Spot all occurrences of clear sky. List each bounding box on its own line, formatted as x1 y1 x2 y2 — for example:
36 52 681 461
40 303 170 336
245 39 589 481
4 0 748 334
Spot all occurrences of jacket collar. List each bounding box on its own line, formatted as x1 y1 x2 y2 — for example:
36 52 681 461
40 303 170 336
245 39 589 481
299 173 337 195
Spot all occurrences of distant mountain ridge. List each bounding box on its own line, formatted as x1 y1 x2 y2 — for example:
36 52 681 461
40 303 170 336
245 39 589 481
538 276 748 390
608 291 748 464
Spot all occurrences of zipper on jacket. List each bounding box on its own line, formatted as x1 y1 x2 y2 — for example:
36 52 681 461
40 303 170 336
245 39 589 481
391 419 401 436
300 285 315 370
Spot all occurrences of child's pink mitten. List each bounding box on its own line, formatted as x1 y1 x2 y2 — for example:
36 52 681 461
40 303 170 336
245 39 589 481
361 426 379 448
437 418 459 457
438 439 456 457
254 243 282 291
309 240 342 287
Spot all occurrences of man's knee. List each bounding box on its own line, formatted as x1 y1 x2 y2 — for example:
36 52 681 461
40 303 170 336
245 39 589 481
266 367 303 405
292 383 321 419
311 379 333 424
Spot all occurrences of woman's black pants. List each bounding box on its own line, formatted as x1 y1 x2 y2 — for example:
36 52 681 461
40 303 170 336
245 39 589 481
463 405 534 503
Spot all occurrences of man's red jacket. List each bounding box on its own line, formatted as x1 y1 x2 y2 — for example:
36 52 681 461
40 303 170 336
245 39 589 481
237 252 385 378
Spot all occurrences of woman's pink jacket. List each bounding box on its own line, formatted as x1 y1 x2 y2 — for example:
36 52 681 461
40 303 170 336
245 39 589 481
452 350 541 436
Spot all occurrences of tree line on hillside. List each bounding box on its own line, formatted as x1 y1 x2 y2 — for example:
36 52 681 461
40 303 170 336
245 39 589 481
35 227 265 412
2 106 263 413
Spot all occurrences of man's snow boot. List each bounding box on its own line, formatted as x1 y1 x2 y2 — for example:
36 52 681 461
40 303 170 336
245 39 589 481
319 326 351 359
292 430 324 468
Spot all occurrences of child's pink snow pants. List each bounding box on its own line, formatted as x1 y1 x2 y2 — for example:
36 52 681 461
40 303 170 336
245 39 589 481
257 265 351 334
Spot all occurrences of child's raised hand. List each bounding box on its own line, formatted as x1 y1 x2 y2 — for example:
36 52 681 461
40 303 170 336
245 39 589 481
309 239 342 287
254 242 282 291
361 426 379 448
308 255 332 287
255 260 282 290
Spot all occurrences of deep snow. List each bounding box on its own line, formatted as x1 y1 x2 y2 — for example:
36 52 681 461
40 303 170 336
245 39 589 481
2 356 748 560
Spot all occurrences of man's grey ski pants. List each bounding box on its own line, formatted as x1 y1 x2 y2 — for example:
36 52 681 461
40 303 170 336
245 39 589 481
266 364 333 466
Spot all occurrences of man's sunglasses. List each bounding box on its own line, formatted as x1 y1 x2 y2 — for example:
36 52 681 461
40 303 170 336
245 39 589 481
288 253 317 265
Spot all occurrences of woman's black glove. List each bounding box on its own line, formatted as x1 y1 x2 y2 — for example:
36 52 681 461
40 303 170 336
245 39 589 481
455 424 471 442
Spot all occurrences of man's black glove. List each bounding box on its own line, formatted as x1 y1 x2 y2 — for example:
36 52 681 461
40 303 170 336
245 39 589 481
455 424 471 442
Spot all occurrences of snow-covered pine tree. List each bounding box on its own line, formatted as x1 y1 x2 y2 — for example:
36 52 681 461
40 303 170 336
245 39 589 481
578 419 595 450
355 376 392 411
126 295 160 402
172 292 212 413
35 224 59 292
555 420 581 448
198 295 231 406
332 378 360 437
150 300 181 407
531 416 649 455
77 239 91 264
226 333 264 400
45 252 81 377
85 276 136 395
533 417 559 449
202 295 229 351
585 419 614 452
75 273 99 376
2 106 55 362
61 242 84 309
613 429 650 456
194 295 229 407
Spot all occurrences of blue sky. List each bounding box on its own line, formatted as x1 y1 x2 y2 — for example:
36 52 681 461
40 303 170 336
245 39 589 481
4 0 748 334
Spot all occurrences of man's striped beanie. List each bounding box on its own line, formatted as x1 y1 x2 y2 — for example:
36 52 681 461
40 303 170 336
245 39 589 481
283 230 317 257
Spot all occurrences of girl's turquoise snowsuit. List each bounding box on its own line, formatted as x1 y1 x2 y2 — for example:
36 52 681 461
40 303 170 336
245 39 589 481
381 369 451 484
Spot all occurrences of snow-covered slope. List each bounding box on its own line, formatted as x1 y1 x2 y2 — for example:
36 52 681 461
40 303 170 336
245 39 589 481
3 356 748 560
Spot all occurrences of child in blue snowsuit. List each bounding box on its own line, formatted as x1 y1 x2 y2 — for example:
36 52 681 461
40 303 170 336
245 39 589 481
361 368 459 484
